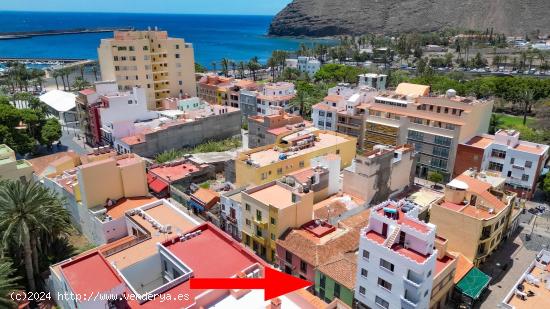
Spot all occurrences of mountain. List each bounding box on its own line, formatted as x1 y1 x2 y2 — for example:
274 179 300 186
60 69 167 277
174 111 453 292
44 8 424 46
268 0 550 37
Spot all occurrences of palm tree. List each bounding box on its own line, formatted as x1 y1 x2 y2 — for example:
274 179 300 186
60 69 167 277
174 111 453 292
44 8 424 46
267 57 277 81
520 89 535 125
489 113 503 134
237 61 246 79
230 61 237 77
0 259 20 308
210 61 217 74
91 61 100 81
220 58 230 77
72 77 91 91
247 58 261 81
0 180 71 292
52 70 60 90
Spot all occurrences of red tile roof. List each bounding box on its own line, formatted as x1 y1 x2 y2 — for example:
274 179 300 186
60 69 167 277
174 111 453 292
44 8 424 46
79 89 96 96
148 178 168 194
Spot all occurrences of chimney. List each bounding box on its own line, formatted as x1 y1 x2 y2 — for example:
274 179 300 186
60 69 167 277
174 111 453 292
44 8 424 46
267 298 282 309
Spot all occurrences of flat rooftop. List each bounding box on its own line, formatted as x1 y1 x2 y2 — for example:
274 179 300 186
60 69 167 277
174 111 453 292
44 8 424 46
248 182 296 209
106 200 199 269
504 250 550 309
245 132 349 167
61 252 122 296
105 196 158 219
464 135 494 149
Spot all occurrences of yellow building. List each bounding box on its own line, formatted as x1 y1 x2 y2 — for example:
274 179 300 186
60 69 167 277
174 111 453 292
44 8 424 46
240 181 314 262
430 170 519 266
235 130 356 186
98 30 196 109
0 144 33 182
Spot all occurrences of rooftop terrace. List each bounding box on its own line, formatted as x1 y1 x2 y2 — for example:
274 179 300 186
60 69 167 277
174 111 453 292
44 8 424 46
242 132 350 167
503 250 550 309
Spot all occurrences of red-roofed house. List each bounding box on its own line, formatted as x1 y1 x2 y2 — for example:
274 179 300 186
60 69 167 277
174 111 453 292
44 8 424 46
248 108 310 148
147 160 215 197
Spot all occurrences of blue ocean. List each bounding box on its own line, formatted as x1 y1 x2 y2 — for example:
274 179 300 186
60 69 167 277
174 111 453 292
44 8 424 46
0 11 333 67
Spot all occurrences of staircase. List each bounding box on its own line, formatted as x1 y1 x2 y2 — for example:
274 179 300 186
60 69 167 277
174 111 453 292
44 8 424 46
384 226 400 248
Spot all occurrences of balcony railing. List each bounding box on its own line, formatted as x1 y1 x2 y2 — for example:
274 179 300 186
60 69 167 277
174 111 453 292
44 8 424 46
403 275 421 288
401 295 418 309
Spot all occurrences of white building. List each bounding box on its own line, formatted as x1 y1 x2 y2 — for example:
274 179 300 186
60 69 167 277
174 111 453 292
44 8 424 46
355 200 438 309
219 186 247 241
297 56 321 77
257 82 296 115
458 129 549 199
95 81 158 145
358 73 387 90
39 90 77 124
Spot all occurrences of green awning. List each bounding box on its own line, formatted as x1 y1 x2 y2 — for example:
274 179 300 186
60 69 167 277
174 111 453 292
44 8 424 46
456 267 491 300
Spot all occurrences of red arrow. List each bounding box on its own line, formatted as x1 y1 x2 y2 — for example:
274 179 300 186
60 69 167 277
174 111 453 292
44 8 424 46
189 267 313 300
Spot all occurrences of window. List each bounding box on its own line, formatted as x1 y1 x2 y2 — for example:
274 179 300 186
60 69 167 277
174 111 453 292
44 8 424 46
362 250 370 260
128 100 133 104
375 296 389 309
299 161 305 168
432 146 449 158
143 45 148 51
300 260 307 273
320 274 326 288
334 283 341 298
318 111 325 117
379 259 394 272
256 210 262 221
491 149 506 159
175 44 180 49
318 121 325 126
129 46 135 51
377 277 392 291
525 161 532 168
327 112 332 117
488 161 504 172
245 204 251 211
175 54 180 58
408 130 424 141
359 286 366 295
430 158 448 169
285 251 293 263
361 268 368 278
427 270 432 278
163 260 168 272
510 157 515 164
434 135 452 146
270 217 276 225
271 233 275 240
245 219 251 226
522 174 530 181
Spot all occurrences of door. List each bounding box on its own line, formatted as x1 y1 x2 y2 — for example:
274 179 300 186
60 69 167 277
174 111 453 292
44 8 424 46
382 223 388 237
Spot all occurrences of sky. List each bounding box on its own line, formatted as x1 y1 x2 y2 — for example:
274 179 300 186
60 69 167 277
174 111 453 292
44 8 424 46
0 0 293 15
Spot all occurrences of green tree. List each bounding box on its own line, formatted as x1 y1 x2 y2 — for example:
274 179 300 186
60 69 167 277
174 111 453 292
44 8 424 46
291 81 315 116
0 180 71 292
247 58 261 81
41 118 62 149
72 77 91 91
428 171 444 186
489 113 503 134
220 58 230 77
0 259 20 308
194 63 207 73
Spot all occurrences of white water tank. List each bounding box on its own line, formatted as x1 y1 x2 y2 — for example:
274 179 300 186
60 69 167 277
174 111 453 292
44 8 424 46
446 89 457 98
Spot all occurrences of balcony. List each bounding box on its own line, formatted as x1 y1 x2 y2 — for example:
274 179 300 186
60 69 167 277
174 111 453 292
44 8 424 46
403 275 422 288
227 216 237 224
401 295 418 309
253 219 268 229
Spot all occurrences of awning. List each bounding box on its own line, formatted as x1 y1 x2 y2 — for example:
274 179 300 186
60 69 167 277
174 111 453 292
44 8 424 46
456 267 491 300
149 179 168 194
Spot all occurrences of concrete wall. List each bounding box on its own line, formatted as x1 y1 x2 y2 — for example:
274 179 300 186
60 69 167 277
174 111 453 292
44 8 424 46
119 160 149 197
128 110 242 158
78 159 124 208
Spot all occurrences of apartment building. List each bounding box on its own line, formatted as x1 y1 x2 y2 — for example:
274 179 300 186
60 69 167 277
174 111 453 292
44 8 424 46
354 200 453 309
197 74 258 108
256 82 297 115
0 144 33 182
235 130 356 186
98 30 196 109
114 104 241 157
358 73 387 90
363 84 493 181
241 181 314 263
455 129 549 199
197 74 232 104
41 150 153 244
430 169 519 266
312 84 356 132
297 56 321 76
248 108 310 148
343 145 416 206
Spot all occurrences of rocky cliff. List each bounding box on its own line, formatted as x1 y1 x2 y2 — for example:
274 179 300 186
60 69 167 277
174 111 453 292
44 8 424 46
269 0 550 36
